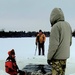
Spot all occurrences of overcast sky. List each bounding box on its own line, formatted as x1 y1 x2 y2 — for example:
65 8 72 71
0 0 75 32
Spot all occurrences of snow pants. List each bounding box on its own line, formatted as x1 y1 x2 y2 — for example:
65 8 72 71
51 60 66 75
38 42 45 55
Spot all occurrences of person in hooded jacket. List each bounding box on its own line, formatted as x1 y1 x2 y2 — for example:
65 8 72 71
47 8 72 75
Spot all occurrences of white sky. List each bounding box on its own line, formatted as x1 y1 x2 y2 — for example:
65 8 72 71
0 0 75 32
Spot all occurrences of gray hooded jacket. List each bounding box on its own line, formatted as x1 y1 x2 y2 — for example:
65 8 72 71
47 8 72 60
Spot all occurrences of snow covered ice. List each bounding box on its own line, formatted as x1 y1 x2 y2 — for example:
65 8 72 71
0 37 75 75
70 74 75 75
0 69 9 75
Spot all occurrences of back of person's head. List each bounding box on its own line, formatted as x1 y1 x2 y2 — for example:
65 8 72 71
50 8 65 27
39 30 43 35
39 30 42 32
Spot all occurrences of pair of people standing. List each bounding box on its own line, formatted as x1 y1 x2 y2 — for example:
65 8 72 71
36 8 72 75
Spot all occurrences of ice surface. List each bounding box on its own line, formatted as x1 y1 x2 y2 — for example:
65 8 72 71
0 37 75 75
0 69 9 75
70 73 75 75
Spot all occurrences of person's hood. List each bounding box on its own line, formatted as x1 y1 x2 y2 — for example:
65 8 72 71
50 8 65 27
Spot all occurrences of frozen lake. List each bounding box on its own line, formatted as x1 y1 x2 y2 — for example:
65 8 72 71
0 37 75 75
0 37 49 60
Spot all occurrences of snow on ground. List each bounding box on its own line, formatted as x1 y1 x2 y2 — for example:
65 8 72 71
65 59 75 75
0 69 9 75
0 56 75 75
70 73 75 75
0 37 75 75
0 56 47 75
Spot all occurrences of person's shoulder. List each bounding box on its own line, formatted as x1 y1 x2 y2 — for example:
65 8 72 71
6 57 12 61
42 33 46 37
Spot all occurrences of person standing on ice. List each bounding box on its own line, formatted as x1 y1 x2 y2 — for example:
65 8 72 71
47 8 72 75
35 30 46 55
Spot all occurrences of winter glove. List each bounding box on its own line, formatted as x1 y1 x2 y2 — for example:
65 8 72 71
47 60 52 65
43 41 44 44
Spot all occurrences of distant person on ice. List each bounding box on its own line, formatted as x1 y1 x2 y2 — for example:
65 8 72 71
5 49 25 75
47 8 72 75
35 30 46 55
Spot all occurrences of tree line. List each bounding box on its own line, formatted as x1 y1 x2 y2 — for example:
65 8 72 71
0 30 75 38
0 31 50 38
